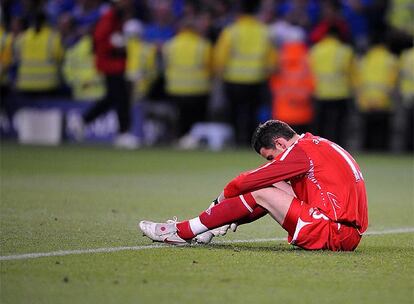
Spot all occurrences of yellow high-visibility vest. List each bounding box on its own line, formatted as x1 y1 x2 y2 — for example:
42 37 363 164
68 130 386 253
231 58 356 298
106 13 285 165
387 0 414 36
399 47 414 101
16 26 63 91
0 27 13 85
63 35 105 101
310 36 354 99
355 45 398 112
164 30 212 95
214 16 276 84
126 37 157 100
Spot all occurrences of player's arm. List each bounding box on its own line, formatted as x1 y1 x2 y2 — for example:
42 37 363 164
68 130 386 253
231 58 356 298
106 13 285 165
223 146 310 198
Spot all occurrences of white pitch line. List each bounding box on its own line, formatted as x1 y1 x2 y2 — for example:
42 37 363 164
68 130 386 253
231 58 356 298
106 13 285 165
364 227 414 235
0 244 166 261
1 227 413 262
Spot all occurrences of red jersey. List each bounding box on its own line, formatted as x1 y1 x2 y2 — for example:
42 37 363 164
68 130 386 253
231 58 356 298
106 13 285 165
93 8 126 75
224 133 368 233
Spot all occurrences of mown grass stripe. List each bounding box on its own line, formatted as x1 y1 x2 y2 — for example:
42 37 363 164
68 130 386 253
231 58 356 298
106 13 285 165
1 227 413 261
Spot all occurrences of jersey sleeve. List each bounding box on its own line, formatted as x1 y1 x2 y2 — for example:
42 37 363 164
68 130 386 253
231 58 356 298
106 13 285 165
223 145 310 198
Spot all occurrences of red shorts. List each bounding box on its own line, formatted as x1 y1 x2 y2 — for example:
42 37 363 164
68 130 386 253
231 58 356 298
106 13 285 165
282 198 361 251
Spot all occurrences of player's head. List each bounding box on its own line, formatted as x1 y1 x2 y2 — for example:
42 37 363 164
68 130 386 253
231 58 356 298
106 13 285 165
251 120 297 160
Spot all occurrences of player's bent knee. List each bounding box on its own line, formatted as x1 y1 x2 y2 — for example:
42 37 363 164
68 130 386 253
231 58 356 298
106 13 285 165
253 186 293 199
252 187 275 199
252 187 284 208
252 187 295 225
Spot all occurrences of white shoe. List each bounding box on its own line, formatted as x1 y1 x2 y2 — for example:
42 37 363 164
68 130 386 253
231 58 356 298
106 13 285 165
70 115 85 141
114 133 140 149
138 219 189 245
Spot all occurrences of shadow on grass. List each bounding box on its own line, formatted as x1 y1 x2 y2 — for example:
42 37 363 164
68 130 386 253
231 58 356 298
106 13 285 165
186 242 413 256
191 242 302 253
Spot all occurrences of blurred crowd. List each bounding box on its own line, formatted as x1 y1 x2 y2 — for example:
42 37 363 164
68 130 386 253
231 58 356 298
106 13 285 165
0 0 413 151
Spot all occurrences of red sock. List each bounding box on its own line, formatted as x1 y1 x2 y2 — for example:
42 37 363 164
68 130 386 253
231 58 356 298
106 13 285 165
237 205 268 225
176 193 258 239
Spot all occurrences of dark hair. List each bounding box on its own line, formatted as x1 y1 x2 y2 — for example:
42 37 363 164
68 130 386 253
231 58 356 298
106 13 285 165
370 30 386 46
32 10 46 33
251 120 296 154
327 24 341 37
240 0 258 14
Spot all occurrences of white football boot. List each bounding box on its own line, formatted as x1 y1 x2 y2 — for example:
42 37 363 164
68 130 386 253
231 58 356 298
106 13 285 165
139 219 189 245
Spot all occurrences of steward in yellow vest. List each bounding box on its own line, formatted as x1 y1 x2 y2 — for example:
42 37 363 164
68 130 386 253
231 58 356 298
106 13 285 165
164 27 211 96
309 25 355 147
310 37 354 100
354 36 398 151
15 12 63 92
399 46 414 151
214 0 276 146
355 47 398 112
399 47 414 101
387 0 414 36
163 18 212 137
214 14 275 84
126 36 157 101
63 35 105 101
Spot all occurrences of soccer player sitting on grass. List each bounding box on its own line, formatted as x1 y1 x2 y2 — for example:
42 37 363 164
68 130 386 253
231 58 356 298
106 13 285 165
139 120 368 251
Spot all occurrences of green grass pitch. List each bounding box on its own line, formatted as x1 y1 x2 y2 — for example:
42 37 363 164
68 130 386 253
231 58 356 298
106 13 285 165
0 143 413 303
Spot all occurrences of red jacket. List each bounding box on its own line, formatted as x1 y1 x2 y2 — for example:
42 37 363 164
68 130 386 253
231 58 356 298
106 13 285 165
94 8 126 75
309 19 349 44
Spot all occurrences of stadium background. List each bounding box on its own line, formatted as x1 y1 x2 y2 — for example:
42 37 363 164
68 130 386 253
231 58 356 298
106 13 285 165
0 0 413 151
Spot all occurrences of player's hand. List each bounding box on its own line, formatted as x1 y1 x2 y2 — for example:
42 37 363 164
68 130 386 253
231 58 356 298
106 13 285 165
193 225 229 244
210 224 230 236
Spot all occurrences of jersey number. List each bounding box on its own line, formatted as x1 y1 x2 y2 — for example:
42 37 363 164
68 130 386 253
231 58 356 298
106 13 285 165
330 143 364 182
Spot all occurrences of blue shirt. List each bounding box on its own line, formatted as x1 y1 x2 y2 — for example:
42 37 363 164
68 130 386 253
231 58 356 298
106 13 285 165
143 23 176 44
341 0 372 39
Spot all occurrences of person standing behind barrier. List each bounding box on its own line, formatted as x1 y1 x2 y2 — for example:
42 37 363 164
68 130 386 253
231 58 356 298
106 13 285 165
0 24 14 115
75 0 139 149
310 25 354 148
163 17 212 139
15 10 63 96
62 30 106 102
214 0 276 146
143 0 176 101
0 24 13 85
398 46 414 151
309 0 349 44
354 33 398 151
125 19 157 102
270 36 314 135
